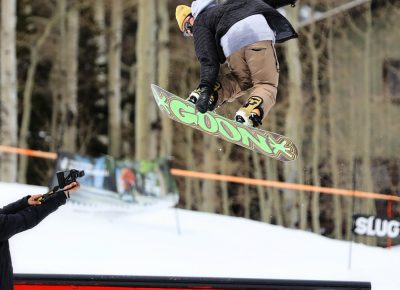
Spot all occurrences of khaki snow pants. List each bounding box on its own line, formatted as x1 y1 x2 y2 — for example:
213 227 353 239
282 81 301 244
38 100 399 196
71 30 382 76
217 40 279 120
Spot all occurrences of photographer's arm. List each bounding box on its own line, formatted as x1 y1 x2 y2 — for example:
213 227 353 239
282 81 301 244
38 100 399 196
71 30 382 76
0 196 31 215
0 182 80 241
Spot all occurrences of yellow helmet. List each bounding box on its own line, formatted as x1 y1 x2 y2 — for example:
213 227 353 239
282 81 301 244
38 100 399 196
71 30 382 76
175 5 192 31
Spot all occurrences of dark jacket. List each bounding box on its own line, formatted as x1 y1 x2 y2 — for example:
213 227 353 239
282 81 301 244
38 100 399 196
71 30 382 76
193 0 298 91
0 191 67 290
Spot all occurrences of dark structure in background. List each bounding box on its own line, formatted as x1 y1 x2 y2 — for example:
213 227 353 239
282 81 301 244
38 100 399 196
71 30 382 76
14 274 371 290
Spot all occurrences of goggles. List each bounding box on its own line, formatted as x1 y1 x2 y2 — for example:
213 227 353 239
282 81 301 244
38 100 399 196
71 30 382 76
183 19 193 37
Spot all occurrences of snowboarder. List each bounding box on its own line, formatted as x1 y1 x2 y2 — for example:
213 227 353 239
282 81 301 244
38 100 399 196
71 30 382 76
175 0 297 127
0 182 80 290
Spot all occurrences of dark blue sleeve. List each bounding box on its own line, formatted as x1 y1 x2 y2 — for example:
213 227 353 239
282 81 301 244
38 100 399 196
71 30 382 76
193 24 220 91
0 196 30 215
0 191 67 242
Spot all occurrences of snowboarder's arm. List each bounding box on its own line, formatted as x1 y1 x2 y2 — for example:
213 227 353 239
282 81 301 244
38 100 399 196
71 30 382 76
193 24 220 92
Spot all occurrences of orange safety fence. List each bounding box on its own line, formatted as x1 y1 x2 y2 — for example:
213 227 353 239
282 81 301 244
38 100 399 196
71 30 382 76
0 145 57 160
1 145 400 202
171 169 400 202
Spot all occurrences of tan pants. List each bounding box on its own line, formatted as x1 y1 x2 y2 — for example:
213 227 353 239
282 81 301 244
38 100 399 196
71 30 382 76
217 40 279 120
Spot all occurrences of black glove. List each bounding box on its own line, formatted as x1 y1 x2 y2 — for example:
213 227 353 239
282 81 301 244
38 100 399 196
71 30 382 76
196 86 213 113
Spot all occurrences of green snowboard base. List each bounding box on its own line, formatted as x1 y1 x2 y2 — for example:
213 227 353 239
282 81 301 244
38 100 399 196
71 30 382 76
151 84 298 162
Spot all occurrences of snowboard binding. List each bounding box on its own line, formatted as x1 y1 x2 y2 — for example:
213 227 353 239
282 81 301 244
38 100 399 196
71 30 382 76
235 96 264 128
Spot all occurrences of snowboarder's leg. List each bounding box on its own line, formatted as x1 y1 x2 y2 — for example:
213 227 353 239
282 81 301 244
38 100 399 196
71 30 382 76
227 40 278 127
223 45 265 127
214 65 244 107
243 40 279 124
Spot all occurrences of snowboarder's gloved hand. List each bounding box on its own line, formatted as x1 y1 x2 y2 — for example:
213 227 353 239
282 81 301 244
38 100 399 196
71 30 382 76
187 88 201 104
196 86 213 113
190 82 221 113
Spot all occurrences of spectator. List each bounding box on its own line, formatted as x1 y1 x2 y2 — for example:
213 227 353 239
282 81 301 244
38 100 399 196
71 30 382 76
0 182 80 290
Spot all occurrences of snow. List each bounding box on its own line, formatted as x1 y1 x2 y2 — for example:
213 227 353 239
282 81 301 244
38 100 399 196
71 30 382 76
1 182 399 290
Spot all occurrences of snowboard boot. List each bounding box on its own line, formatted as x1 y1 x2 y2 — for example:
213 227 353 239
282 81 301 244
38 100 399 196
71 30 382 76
234 96 264 128
187 82 221 112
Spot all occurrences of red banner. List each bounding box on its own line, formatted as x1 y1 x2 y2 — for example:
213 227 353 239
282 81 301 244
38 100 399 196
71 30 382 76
16 286 204 290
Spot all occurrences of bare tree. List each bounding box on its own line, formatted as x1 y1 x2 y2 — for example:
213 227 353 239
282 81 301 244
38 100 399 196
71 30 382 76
108 0 123 157
135 0 157 160
283 5 305 228
157 0 173 157
201 135 218 212
18 13 60 183
252 151 269 222
265 114 284 226
93 0 107 87
305 4 324 234
327 9 343 240
0 0 18 182
219 142 233 215
50 0 67 153
359 2 376 246
62 3 80 152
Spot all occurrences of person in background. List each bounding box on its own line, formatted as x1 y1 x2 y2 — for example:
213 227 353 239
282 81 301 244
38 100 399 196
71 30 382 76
175 0 297 127
0 182 80 290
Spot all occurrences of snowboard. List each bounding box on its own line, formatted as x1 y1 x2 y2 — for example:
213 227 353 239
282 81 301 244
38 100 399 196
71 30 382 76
151 84 298 162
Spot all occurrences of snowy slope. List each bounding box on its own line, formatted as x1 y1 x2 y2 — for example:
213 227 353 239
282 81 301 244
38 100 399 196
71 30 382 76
1 182 399 290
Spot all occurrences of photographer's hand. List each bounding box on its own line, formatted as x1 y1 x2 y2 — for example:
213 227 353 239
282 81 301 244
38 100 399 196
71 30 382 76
28 194 43 206
63 181 80 198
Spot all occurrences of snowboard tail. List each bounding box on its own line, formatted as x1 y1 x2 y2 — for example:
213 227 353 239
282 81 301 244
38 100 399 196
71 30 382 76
151 84 298 162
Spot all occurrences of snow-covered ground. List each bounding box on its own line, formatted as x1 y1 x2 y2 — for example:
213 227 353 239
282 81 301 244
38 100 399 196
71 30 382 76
1 182 399 290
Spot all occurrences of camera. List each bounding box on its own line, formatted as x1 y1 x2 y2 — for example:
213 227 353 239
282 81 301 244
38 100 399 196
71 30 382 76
56 169 85 188
39 169 84 203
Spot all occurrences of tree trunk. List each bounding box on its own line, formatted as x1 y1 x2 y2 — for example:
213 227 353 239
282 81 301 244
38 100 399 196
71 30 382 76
283 5 304 228
18 15 59 183
220 142 233 216
62 5 79 152
360 4 376 246
108 0 123 157
201 136 217 212
157 0 172 157
0 0 18 182
184 128 194 209
327 15 343 240
135 0 157 160
252 151 269 222
243 150 251 219
49 0 67 152
307 19 322 234
92 0 107 154
265 114 284 226
93 0 106 86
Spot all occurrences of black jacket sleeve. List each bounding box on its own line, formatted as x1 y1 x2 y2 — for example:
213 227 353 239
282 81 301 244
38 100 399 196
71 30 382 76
0 191 67 242
263 0 297 9
0 196 30 215
193 24 220 91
